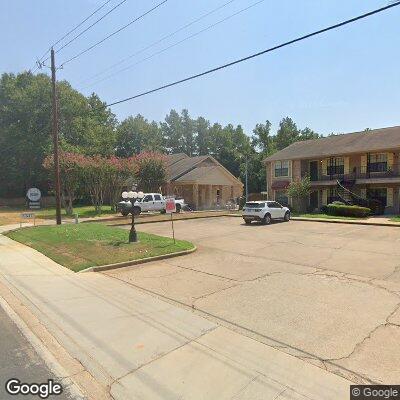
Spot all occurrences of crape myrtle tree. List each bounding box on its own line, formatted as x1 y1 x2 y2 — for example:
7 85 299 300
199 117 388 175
0 72 117 197
135 152 167 193
106 156 136 211
43 152 86 216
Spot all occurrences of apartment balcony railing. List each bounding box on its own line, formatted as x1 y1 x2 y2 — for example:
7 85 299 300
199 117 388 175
357 164 399 179
307 164 400 182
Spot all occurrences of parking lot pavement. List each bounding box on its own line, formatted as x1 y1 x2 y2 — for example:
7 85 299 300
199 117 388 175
107 217 400 383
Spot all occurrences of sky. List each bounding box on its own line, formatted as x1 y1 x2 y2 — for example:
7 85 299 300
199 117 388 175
1 0 399 137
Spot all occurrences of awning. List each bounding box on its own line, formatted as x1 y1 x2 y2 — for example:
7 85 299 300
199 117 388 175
271 180 290 190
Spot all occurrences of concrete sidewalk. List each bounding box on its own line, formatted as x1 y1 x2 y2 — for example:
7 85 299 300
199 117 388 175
0 231 352 399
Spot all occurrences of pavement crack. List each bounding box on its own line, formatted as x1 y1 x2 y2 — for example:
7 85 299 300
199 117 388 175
162 260 239 282
325 300 400 365
191 283 241 306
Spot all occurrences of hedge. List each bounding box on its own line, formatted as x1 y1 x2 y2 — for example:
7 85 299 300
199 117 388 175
326 203 371 218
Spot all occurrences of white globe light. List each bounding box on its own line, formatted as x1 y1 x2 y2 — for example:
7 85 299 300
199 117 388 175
122 191 128 199
138 191 144 199
128 191 135 199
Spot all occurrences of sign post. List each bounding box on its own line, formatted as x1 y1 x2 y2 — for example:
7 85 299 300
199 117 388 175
165 198 176 244
20 212 36 228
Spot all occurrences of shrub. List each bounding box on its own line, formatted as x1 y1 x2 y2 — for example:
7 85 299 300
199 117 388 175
320 205 328 214
286 177 311 213
326 204 371 218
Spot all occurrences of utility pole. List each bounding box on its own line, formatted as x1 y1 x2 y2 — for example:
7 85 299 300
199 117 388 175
245 157 248 202
51 48 62 225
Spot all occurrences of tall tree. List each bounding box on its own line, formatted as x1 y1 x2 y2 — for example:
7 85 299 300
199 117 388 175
195 116 210 155
0 72 117 197
181 109 196 156
116 114 162 157
252 120 275 155
161 109 184 154
299 127 320 141
275 117 299 150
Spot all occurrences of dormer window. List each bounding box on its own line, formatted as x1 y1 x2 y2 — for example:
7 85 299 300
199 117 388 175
274 161 289 177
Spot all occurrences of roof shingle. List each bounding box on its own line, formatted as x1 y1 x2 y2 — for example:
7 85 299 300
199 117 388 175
264 126 400 162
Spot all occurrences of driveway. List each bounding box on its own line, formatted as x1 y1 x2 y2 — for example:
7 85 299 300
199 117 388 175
106 217 400 384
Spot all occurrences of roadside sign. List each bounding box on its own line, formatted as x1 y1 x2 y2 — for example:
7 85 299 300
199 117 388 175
165 198 176 213
26 188 41 209
21 213 35 219
20 212 36 227
165 198 176 243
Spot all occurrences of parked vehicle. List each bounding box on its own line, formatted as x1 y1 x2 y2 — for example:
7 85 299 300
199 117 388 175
242 201 290 225
117 193 186 216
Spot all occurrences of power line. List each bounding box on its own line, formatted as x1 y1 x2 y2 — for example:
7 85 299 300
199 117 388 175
31 0 115 72
60 0 168 67
41 0 129 64
82 0 265 89
104 1 400 108
79 0 239 85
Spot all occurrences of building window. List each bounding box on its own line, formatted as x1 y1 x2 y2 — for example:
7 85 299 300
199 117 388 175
275 190 289 206
328 188 341 204
367 188 387 207
368 153 387 172
274 161 289 177
327 157 344 176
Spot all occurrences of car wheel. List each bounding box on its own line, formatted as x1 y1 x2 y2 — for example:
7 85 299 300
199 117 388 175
284 211 290 222
175 204 181 213
132 206 141 216
244 219 252 225
160 209 166 214
121 210 129 217
262 213 271 225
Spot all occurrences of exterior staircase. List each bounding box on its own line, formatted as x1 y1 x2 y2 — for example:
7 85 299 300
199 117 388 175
336 180 384 215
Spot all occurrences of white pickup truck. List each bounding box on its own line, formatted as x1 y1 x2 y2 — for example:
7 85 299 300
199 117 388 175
117 193 186 216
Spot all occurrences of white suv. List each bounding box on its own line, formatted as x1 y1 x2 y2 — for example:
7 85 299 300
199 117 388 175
242 201 290 225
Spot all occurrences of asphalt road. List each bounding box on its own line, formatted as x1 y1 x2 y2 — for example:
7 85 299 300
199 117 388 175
0 305 77 400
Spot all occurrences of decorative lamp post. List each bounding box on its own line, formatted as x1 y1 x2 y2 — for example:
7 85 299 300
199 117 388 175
122 190 144 243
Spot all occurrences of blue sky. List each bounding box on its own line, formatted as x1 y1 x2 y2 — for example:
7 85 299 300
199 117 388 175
1 0 399 136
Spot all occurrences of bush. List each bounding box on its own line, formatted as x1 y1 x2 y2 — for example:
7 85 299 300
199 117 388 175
326 204 371 218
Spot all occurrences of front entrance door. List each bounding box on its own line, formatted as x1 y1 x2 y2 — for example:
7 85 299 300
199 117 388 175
310 191 319 210
310 161 319 181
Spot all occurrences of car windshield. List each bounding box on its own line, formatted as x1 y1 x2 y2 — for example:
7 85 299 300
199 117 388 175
244 202 265 208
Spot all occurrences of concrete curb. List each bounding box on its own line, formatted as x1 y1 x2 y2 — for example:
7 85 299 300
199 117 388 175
292 217 400 227
81 210 237 224
108 213 240 226
79 246 197 273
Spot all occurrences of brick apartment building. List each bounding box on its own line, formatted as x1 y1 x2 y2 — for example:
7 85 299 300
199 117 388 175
264 126 400 214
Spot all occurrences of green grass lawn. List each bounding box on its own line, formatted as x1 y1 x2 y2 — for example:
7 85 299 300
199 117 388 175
390 216 400 222
36 205 117 219
6 223 194 272
292 213 367 220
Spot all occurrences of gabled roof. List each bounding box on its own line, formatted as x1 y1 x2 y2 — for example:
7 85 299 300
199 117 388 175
165 153 188 167
165 153 242 186
264 125 400 162
166 155 209 181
